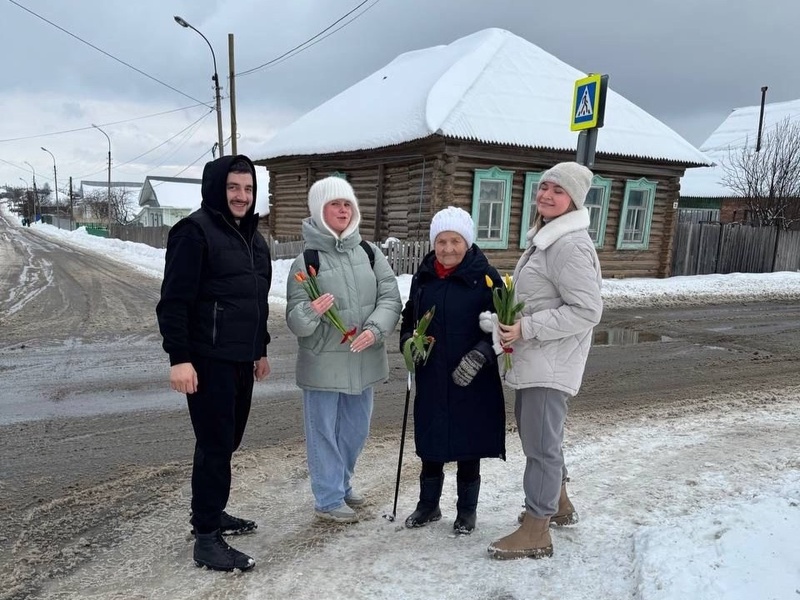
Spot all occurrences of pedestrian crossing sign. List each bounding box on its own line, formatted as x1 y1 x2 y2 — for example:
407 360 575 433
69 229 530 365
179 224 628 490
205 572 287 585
571 74 602 131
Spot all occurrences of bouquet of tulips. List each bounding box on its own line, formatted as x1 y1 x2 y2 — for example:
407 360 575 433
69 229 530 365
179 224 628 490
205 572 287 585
486 274 524 373
294 266 357 344
402 306 436 372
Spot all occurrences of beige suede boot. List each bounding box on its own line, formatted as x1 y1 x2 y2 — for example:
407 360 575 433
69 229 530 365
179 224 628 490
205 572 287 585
517 483 578 526
488 512 553 560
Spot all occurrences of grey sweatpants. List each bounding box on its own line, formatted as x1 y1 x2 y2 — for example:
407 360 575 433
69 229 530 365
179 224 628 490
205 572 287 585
515 387 571 518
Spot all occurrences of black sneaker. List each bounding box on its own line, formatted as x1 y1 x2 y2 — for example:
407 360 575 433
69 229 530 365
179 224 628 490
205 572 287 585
193 530 255 572
191 511 257 536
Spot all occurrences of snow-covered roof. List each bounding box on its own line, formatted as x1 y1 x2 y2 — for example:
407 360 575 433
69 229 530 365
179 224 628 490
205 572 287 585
680 98 800 198
139 176 202 210
256 28 711 167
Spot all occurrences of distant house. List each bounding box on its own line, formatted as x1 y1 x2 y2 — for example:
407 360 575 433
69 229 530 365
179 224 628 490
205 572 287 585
133 176 202 227
255 28 711 277
680 98 800 224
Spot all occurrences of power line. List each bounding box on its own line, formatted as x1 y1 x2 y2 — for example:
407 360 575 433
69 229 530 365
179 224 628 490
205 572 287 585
169 147 213 178
77 110 213 179
236 0 382 77
8 0 213 107
0 102 212 144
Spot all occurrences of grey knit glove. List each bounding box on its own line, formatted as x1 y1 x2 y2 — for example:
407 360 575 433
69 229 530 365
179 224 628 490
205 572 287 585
452 349 487 387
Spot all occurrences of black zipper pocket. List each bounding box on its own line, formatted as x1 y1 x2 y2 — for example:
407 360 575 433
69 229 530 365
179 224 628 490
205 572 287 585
212 302 223 347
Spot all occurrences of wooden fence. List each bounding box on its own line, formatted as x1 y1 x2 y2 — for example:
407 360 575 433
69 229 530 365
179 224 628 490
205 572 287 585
108 224 171 248
268 237 431 275
671 222 800 276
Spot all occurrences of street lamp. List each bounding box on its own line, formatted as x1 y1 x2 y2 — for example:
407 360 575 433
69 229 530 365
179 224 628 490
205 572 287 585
41 147 59 223
174 15 225 157
91 124 112 228
23 160 39 221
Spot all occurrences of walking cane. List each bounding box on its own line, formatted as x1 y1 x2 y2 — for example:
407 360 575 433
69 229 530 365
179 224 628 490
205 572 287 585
384 371 412 522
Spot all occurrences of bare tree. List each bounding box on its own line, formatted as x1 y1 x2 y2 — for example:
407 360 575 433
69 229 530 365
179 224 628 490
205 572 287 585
82 188 138 225
721 117 800 229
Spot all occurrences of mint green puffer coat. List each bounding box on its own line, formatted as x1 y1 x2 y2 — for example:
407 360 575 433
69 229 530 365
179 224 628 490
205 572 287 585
286 218 401 394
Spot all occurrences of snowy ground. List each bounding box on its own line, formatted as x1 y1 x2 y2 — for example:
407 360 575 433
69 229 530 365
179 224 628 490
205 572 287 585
31 388 800 600
4 212 800 599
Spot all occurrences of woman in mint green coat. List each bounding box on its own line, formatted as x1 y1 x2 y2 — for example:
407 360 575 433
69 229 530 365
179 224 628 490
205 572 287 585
286 176 401 524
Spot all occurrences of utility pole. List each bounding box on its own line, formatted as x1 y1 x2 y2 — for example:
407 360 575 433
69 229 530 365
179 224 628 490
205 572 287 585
756 86 769 153
23 161 39 221
41 147 59 225
229 33 238 155
69 176 74 230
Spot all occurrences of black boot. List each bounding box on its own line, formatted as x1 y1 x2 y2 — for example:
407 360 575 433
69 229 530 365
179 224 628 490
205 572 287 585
453 476 480 534
405 474 444 528
194 530 256 571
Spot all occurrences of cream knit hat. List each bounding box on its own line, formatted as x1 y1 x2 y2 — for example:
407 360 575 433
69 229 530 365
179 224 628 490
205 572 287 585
308 176 361 238
429 206 475 247
540 162 594 209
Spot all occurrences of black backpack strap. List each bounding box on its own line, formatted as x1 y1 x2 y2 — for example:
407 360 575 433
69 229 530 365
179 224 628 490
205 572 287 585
359 240 375 269
303 248 320 274
303 242 374 274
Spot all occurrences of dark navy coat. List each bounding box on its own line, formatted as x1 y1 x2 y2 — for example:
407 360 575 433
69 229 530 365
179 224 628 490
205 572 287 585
399 246 506 463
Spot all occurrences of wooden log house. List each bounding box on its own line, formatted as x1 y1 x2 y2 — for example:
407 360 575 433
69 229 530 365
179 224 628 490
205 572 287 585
256 29 711 277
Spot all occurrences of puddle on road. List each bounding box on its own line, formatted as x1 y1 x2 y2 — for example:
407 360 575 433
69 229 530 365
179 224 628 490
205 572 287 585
593 328 673 346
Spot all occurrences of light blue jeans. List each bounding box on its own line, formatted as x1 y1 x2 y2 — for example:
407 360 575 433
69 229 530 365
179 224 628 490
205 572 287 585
302 388 374 512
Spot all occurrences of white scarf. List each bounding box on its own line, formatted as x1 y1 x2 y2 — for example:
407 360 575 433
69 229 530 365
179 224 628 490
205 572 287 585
526 208 590 250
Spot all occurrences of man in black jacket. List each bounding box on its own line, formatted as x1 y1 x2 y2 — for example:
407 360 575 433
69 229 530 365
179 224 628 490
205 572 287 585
156 154 271 572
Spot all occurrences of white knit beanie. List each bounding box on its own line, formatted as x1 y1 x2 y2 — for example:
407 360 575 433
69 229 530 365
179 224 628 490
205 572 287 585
308 176 361 238
540 162 594 209
429 206 475 247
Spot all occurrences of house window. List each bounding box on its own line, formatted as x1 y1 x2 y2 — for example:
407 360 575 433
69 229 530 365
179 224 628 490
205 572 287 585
520 173 611 248
616 178 657 250
471 167 514 249
520 172 542 248
586 176 611 248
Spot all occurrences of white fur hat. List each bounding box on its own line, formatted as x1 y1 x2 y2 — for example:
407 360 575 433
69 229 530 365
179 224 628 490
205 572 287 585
429 206 475 247
540 162 594 209
308 176 361 238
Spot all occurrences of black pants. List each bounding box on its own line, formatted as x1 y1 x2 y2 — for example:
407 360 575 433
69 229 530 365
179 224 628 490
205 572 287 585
187 356 254 534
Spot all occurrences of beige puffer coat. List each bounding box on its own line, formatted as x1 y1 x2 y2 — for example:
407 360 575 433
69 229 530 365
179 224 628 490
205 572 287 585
503 208 602 395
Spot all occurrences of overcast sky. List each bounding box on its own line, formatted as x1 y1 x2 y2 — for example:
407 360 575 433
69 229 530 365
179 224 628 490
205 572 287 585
1 0 797 196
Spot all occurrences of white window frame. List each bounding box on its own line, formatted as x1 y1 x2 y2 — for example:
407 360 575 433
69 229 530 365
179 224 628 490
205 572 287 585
471 167 514 249
616 178 657 250
520 172 543 248
586 175 612 248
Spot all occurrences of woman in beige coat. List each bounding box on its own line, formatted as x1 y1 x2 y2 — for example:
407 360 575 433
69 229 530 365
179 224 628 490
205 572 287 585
487 162 603 560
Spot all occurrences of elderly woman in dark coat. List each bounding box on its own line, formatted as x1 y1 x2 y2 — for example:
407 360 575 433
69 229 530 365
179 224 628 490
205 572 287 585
399 206 506 534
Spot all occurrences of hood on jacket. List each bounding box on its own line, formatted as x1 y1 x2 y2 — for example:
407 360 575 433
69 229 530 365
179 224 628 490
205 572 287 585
200 154 258 223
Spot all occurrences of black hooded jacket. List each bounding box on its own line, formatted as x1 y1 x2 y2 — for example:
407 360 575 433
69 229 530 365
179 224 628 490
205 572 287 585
156 155 271 365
